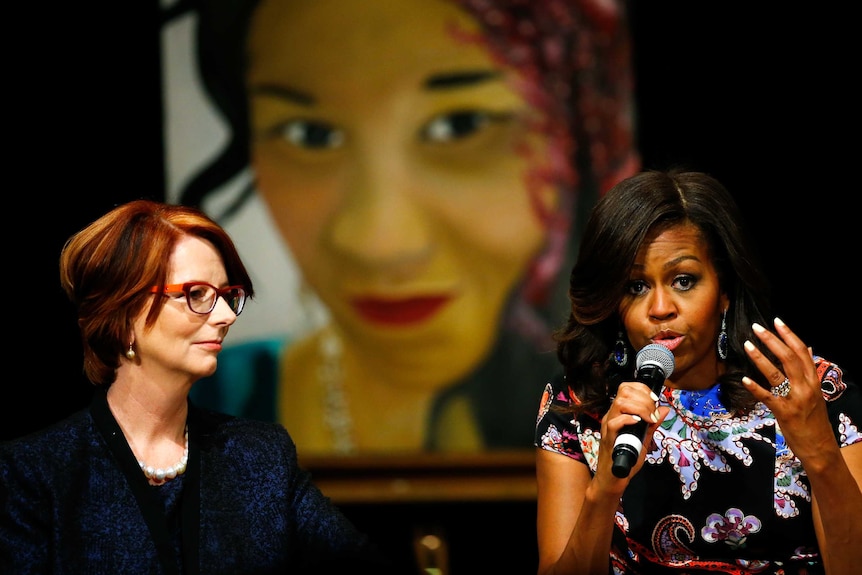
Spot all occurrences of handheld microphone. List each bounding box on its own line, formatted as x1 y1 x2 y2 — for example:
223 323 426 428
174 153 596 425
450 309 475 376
610 343 675 478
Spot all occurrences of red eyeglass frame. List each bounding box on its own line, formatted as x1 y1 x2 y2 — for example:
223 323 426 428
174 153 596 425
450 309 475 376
149 282 246 315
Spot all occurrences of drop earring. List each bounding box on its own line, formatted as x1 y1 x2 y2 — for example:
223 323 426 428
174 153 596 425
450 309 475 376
717 310 728 360
126 341 136 361
612 330 629 368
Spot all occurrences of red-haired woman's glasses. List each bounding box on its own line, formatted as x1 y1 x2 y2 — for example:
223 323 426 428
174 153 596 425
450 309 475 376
150 282 246 316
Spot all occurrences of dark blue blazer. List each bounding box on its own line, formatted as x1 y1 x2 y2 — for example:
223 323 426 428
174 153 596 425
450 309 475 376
0 388 392 575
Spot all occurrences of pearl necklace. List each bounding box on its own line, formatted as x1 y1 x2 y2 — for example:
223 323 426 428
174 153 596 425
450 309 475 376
138 426 189 483
318 328 355 454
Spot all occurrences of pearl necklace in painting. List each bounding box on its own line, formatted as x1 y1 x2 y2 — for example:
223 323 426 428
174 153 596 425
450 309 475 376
318 328 356 454
138 426 189 483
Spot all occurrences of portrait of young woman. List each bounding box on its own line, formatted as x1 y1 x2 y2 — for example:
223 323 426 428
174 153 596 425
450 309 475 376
160 0 639 456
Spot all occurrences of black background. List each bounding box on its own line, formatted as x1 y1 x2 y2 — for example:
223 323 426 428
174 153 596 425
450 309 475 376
7 1 859 572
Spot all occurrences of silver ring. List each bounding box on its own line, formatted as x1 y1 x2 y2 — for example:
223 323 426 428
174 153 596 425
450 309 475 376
772 378 791 397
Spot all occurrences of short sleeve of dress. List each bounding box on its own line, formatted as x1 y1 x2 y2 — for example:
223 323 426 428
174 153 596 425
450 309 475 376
534 373 592 464
818 357 862 448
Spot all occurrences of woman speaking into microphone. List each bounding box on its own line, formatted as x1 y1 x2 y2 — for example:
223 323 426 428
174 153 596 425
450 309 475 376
534 168 862 575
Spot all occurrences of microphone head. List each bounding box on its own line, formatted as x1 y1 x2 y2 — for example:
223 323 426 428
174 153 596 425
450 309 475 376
636 343 675 378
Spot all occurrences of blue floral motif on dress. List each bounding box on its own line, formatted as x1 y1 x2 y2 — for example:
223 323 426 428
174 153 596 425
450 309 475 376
645 384 811 517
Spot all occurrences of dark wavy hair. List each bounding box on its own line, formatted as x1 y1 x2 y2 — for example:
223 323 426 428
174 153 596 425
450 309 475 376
59 200 254 386
556 168 777 416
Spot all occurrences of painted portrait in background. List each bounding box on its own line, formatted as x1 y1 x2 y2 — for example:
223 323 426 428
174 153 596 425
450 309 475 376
160 0 639 455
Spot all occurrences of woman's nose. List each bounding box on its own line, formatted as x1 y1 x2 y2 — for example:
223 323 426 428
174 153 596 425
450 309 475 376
648 287 677 320
326 150 433 269
210 295 239 325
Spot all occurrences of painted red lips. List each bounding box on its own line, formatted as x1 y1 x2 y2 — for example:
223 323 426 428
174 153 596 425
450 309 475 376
351 295 452 325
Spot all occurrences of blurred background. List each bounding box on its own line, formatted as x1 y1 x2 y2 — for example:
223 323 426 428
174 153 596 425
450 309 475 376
7 1 858 572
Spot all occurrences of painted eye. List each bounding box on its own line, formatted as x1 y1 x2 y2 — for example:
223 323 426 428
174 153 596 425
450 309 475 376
281 120 345 149
422 111 490 143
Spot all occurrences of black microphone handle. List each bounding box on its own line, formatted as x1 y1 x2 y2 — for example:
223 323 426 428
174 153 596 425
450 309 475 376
610 364 666 478
610 420 648 478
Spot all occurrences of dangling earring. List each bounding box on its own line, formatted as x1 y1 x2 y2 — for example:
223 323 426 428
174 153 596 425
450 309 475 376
125 341 136 361
717 310 728 360
612 330 629 368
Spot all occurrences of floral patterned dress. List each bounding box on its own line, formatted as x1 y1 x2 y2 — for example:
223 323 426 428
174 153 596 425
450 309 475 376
534 357 862 574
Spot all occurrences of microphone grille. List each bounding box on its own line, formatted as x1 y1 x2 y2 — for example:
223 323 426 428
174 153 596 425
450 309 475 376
636 343 675 378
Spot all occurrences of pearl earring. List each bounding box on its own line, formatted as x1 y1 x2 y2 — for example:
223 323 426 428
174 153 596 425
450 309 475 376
126 342 136 361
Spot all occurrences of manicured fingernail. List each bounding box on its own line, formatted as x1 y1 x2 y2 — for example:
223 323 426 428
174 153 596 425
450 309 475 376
650 391 659 402
631 415 642 422
774 317 786 328
752 323 765 333
744 340 755 352
651 410 660 423
742 376 754 386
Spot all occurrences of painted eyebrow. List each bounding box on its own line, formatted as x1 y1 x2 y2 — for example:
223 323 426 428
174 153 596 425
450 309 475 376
250 84 315 106
249 69 503 106
424 69 502 90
